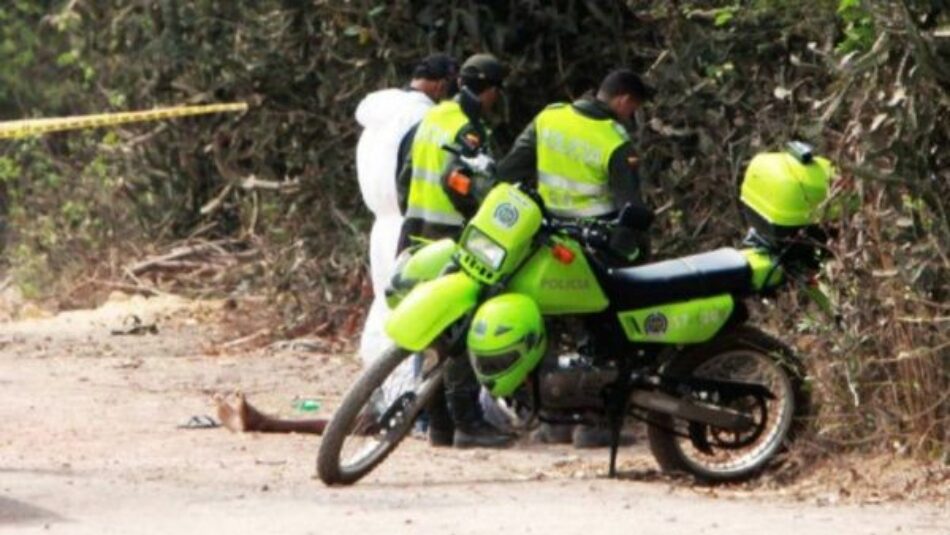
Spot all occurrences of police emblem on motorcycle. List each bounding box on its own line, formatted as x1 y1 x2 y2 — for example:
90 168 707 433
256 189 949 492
644 313 668 335
493 203 519 228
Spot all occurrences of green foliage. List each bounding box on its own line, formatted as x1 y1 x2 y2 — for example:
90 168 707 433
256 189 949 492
0 1 88 116
714 6 739 26
836 0 876 53
10 242 51 299
0 156 21 182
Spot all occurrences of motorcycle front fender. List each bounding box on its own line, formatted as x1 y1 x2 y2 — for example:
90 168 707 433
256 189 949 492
384 271 481 352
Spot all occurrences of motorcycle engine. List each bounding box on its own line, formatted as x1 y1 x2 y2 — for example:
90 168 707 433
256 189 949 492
539 355 618 410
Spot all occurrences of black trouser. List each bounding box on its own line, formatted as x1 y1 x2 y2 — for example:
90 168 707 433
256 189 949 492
426 353 483 433
397 218 483 432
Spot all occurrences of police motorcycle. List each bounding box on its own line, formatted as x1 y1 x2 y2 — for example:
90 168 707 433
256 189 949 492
317 141 834 487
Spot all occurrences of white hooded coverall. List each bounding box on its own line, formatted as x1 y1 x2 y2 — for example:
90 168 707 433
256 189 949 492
355 88 434 364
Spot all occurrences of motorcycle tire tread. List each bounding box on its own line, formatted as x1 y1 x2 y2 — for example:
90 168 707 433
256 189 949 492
317 346 443 486
646 325 811 483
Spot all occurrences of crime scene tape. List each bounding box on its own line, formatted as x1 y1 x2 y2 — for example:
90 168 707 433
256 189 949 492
0 102 248 140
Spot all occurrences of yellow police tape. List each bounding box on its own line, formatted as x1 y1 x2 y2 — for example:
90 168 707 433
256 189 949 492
0 102 248 140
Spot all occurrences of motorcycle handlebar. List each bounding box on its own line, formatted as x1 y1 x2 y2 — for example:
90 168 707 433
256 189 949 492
546 219 610 249
441 144 496 175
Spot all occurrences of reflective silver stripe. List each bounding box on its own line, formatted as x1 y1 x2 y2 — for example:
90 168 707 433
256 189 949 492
405 206 465 226
411 168 445 185
547 202 616 218
538 172 610 196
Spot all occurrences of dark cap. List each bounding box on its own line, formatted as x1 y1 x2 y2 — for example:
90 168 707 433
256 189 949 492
598 69 656 101
412 53 459 80
459 53 507 86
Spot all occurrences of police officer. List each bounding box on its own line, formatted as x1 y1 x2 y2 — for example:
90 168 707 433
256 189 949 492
497 68 654 227
396 53 514 449
396 53 506 250
496 69 655 448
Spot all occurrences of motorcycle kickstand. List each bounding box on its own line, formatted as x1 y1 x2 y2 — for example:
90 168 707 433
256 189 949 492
607 416 621 478
605 383 630 479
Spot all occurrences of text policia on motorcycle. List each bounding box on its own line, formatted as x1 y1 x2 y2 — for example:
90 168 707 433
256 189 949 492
316 51 838 486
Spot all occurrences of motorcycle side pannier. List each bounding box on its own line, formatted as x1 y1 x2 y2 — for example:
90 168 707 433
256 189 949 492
740 146 833 244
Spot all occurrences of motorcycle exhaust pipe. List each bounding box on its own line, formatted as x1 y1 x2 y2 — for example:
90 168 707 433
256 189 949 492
630 389 754 431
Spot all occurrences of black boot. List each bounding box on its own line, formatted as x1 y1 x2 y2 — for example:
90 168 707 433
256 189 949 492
425 386 455 447
444 354 515 449
530 422 573 444
454 419 516 449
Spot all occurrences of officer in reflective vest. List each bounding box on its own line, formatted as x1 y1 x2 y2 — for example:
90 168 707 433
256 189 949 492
496 69 656 449
497 68 655 243
396 53 506 252
395 53 515 449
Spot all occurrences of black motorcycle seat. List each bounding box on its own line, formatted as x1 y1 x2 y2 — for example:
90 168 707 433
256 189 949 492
603 248 752 309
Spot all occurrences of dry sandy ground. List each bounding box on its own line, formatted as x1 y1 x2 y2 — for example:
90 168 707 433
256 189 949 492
0 295 947 535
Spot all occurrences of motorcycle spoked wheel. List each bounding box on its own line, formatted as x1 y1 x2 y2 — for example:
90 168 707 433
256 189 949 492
646 326 809 482
317 346 445 486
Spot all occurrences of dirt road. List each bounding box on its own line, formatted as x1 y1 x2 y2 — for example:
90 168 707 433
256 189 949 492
1 296 946 534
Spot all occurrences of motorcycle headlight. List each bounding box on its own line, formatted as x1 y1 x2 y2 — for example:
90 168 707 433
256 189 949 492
464 228 506 270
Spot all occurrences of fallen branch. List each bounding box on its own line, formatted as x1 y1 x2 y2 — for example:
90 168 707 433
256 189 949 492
199 183 235 216
241 175 300 193
140 260 218 272
219 328 272 350
89 278 166 298
897 316 950 324
128 239 243 276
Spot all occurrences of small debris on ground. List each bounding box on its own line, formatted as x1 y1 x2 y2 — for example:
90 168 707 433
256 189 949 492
111 315 159 336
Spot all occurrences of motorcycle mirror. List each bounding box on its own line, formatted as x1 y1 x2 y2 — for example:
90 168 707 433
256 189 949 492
617 202 654 230
786 140 814 164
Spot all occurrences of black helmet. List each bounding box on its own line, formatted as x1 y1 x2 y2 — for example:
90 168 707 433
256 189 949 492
412 53 459 81
459 53 507 88
598 69 656 101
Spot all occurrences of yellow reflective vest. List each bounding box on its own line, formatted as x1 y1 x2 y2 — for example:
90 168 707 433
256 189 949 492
535 103 629 218
405 100 470 226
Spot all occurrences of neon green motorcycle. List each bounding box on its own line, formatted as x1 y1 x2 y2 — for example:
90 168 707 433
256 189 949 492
317 142 833 486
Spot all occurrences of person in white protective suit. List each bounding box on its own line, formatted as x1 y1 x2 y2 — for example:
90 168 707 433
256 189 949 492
355 53 459 365
208 55 459 437
209 55 512 440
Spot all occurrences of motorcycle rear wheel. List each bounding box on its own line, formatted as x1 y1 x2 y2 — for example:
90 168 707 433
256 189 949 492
646 326 809 482
317 346 445 486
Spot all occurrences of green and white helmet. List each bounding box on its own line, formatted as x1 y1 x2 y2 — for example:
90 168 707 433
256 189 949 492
467 293 546 397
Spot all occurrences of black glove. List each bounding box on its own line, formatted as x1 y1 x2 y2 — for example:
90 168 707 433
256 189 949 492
607 226 646 264
617 202 654 231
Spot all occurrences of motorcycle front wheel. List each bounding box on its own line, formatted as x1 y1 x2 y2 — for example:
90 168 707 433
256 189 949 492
646 326 809 482
317 346 445 486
